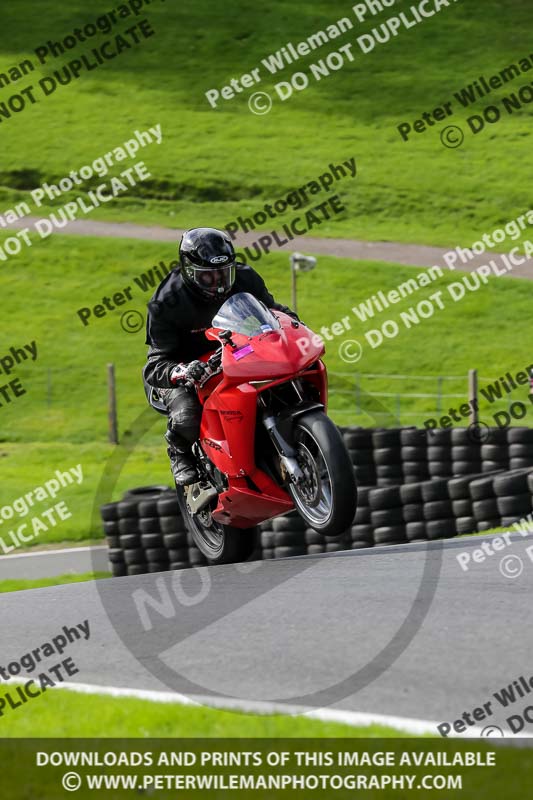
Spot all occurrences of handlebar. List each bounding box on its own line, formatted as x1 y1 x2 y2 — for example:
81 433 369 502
195 347 223 388
206 348 222 371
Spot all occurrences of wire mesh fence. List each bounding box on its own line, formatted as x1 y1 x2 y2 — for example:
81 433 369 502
3 365 532 443
0 363 152 444
328 371 533 428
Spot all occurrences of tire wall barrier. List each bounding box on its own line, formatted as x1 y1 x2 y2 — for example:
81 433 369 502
100 428 533 573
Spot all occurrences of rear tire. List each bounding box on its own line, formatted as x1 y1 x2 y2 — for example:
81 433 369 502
287 411 357 537
176 486 257 565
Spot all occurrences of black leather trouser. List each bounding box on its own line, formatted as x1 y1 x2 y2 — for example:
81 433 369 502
158 384 202 451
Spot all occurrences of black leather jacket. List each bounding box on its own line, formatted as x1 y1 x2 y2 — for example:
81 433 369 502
143 264 296 388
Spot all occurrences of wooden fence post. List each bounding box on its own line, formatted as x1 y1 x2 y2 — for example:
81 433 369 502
108 363 119 445
468 369 478 427
436 375 443 415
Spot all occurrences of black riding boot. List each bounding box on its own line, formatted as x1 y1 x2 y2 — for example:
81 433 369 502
165 430 198 486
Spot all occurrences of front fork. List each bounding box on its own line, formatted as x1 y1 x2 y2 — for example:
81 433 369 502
262 414 304 485
261 401 324 486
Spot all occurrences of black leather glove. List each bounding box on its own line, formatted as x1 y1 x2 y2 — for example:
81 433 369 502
170 360 207 385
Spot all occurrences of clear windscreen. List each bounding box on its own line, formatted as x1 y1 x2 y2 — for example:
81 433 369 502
211 292 280 337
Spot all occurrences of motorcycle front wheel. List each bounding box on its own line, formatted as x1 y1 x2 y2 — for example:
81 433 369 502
176 487 258 565
287 410 357 537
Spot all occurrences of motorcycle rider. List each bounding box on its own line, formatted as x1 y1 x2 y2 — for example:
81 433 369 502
143 227 298 486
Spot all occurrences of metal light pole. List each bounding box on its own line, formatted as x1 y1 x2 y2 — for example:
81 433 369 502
290 252 317 316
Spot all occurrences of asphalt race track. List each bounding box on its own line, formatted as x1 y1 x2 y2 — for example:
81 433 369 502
3 533 533 733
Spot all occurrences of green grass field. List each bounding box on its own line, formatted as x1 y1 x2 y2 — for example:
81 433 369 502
0 0 531 246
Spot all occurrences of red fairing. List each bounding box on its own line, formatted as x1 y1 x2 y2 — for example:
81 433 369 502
197 307 327 528
207 311 324 382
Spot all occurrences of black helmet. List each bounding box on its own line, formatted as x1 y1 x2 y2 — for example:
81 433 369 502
179 227 236 301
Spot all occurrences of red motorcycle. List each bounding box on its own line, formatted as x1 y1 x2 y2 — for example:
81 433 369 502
150 292 357 564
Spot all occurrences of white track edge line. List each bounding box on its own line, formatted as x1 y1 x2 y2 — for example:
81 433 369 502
3 531 530 564
0 545 107 560
7 678 525 738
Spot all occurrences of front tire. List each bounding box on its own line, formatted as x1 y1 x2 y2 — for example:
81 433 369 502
287 411 357 537
176 486 257 565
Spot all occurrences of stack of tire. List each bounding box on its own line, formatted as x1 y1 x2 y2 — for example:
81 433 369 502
372 429 403 487
400 428 430 484
342 427 376 486
102 485 207 576
156 492 200 569
101 486 173 577
420 478 457 540
468 473 502 531
260 511 307 559
307 531 352 554
368 486 406 545
350 486 374 549
368 479 458 545
481 428 510 472
395 473 506 543
449 474 481 536
101 506 127 577
459 468 533 531
450 428 482 476
508 428 533 471
400 481 427 542
305 525 326 556
341 425 528 482
260 512 353 560
426 429 454 479
492 470 533 527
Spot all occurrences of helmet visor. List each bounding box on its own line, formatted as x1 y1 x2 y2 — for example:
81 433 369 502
185 263 235 298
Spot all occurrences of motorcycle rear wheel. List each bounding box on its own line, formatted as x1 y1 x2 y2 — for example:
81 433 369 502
288 410 357 537
176 486 257 565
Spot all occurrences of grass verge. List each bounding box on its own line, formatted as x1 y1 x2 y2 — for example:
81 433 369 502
0 572 110 594
0 684 419 738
